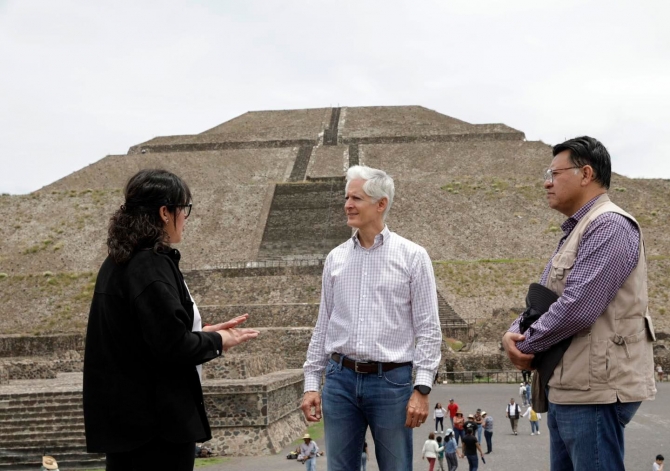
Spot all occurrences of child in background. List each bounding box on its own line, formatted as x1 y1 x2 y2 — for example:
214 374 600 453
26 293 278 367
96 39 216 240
653 454 664 471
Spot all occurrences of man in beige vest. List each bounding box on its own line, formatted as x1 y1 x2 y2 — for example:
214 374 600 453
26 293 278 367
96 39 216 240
502 136 656 471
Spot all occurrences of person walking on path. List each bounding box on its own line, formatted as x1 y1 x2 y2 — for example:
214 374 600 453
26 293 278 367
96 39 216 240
435 436 446 471
299 434 320 471
443 429 462 471
482 411 493 454
519 383 527 406
653 454 664 471
302 165 442 471
447 399 459 427
461 427 484 471
361 442 368 471
453 411 465 445
422 432 444 471
525 382 532 406
522 405 541 435
434 403 447 433
506 398 520 435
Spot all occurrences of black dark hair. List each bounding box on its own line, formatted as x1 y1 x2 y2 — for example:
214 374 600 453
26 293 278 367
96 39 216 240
552 136 611 189
657 455 665 461
107 169 192 264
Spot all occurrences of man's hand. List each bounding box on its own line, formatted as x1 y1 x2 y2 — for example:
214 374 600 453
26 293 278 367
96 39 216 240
301 391 322 422
502 332 535 371
405 389 429 428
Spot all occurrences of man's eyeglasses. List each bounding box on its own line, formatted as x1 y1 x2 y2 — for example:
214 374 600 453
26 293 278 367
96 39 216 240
543 166 581 184
175 203 192 218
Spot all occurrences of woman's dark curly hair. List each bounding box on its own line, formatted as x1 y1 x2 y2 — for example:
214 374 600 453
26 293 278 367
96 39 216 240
107 169 192 264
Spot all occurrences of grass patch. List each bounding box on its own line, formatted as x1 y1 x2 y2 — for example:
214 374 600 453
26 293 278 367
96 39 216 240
195 457 228 467
445 337 464 351
292 421 325 445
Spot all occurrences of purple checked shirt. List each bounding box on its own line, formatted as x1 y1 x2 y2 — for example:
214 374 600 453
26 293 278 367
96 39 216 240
509 195 640 354
303 226 442 391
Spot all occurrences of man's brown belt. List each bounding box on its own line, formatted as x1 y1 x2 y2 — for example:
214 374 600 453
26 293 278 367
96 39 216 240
331 353 412 374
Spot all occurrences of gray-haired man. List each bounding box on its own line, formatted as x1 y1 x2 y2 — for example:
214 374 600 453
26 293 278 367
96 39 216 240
301 165 442 471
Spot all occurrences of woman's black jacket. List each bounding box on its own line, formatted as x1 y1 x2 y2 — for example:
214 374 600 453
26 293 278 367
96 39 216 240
83 248 223 453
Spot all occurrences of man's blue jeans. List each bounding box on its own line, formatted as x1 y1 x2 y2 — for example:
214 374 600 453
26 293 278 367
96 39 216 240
304 456 316 471
548 400 640 471
322 357 413 471
484 430 493 453
466 454 479 471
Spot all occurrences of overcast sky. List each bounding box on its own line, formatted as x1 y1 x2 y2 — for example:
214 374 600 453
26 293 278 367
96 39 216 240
1 0 669 194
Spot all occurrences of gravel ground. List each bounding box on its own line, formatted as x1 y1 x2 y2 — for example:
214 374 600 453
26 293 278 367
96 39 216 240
199 381 669 471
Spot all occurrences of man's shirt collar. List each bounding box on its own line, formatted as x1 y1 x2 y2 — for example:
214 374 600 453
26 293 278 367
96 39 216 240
560 195 603 236
352 225 390 249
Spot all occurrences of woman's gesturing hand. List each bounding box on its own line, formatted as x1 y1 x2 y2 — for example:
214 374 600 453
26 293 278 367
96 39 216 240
204 314 260 351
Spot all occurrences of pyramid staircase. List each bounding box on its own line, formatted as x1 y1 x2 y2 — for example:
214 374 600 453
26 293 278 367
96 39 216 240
0 380 105 470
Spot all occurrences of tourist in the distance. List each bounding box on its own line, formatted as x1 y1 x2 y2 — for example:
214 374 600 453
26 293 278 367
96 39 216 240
83 169 259 471
473 409 483 443
482 411 493 454
361 441 368 471
453 411 465 445
435 436 446 471
443 429 461 471
461 427 484 471
653 454 664 471
522 405 541 435
434 403 447 433
299 433 320 471
447 399 459 427
505 398 521 435
422 432 444 471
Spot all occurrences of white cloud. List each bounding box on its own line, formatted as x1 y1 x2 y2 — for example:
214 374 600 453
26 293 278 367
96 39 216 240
1 0 669 194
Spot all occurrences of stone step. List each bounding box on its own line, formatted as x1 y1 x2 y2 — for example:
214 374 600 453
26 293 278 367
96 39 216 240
0 415 83 427
0 403 82 417
0 396 82 407
437 291 466 326
0 436 87 449
0 418 84 432
0 412 83 426
0 429 85 444
0 391 82 401
258 181 350 260
0 453 104 470
225 327 312 369
183 266 323 306
198 303 319 328
203 353 287 380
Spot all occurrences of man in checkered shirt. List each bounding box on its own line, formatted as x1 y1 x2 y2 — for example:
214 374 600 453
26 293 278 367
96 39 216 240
301 165 442 471
503 137 656 471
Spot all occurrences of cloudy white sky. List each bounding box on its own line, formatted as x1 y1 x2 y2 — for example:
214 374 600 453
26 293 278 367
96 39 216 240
1 0 669 194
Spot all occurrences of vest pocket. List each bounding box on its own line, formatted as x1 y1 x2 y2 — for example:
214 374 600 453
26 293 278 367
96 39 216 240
591 339 609 384
550 250 577 282
555 334 591 390
613 326 651 393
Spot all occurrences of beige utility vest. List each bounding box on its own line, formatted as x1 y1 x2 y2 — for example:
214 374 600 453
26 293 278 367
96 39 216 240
546 194 656 404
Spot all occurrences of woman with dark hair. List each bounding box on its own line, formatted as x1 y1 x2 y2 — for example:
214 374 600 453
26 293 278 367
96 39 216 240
83 169 259 471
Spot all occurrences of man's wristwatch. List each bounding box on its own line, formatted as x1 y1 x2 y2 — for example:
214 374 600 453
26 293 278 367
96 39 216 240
414 385 431 395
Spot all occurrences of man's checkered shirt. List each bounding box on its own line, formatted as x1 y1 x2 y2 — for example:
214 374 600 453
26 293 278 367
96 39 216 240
303 226 442 391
